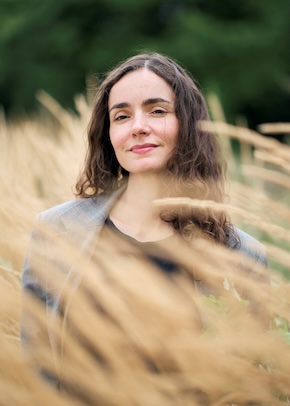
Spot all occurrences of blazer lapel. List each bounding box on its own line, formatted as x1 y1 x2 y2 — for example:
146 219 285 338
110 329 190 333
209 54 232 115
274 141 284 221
52 188 126 367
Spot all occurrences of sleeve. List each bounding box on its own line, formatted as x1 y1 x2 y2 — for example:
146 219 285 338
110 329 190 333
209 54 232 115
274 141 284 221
21 216 61 389
234 230 270 328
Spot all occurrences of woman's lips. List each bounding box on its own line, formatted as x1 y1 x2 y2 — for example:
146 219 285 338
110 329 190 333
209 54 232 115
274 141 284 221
130 144 158 154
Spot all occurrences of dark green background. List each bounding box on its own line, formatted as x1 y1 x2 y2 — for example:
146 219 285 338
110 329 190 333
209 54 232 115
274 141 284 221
1 0 289 129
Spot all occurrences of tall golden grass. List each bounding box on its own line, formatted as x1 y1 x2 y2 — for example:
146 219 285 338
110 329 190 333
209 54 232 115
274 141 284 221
1 91 290 405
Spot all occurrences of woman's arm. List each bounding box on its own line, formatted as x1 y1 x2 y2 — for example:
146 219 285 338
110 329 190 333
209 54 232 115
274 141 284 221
21 218 61 389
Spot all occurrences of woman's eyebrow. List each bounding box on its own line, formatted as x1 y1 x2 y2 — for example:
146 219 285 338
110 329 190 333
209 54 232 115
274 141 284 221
109 102 129 113
109 98 171 113
143 97 170 106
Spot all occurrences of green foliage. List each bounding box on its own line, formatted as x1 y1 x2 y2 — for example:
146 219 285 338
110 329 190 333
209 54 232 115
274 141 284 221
204 294 290 345
0 0 289 126
0 256 14 270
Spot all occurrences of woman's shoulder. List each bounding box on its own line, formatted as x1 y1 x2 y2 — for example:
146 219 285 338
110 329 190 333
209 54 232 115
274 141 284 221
228 227 267 266
39 198 93 219
37 194 113 231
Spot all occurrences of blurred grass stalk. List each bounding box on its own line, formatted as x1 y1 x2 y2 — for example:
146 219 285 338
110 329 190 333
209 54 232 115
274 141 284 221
0 93 290 405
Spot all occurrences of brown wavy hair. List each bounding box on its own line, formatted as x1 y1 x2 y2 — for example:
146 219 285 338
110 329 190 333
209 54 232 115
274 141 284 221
75 52 235 244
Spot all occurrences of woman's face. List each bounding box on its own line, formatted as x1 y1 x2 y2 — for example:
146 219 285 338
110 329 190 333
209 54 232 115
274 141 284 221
108 69 179 175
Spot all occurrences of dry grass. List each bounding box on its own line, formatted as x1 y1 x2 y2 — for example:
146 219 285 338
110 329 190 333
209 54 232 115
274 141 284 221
1 93 290 405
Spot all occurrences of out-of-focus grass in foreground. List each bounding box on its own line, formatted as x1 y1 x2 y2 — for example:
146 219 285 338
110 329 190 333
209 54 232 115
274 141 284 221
1 92 290 405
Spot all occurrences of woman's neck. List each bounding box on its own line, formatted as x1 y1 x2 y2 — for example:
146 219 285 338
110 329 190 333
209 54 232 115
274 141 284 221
109 173 174 242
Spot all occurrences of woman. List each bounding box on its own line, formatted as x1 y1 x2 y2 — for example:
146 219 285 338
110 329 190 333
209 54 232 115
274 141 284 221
22 52 267 390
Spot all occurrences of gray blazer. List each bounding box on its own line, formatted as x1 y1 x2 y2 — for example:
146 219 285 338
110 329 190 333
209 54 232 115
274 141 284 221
22 189 267 384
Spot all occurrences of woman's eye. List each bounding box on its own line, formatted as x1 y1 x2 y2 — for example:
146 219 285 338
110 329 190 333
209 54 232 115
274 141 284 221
115 114 128 121
152 109 166 115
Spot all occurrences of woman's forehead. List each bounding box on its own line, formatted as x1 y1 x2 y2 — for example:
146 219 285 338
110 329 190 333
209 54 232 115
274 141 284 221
108 69 174 107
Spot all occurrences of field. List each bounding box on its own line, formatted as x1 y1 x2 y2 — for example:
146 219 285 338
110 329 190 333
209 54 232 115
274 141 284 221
1 92 290 405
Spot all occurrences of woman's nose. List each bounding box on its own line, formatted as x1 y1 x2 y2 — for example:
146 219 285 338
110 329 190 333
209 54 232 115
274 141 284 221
131 113 150 137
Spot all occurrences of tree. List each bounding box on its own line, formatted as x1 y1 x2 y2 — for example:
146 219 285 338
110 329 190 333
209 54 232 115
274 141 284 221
0 0 289 128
